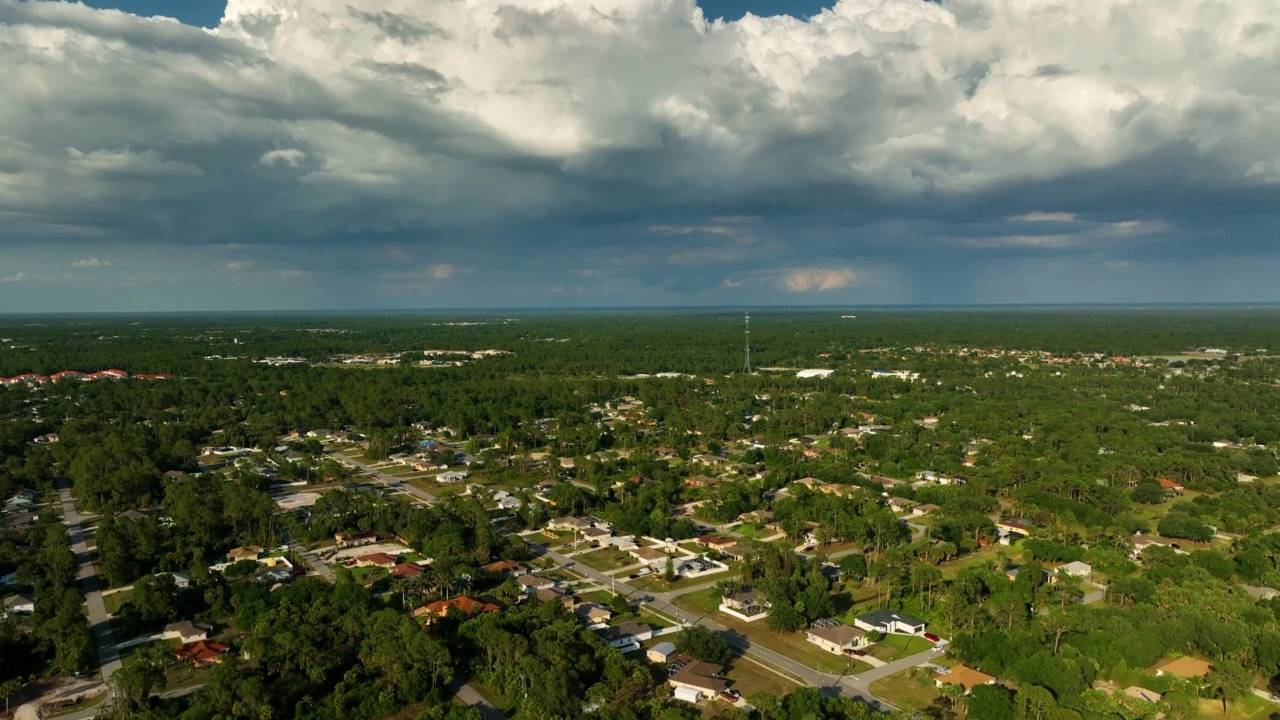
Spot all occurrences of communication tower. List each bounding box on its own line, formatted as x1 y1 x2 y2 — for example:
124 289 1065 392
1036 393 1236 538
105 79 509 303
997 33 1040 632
743 312 752 374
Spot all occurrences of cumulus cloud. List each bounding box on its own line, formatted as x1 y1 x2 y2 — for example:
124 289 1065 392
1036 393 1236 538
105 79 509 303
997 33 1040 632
780 267 857 292
258 149 307 167
427 264 457 280
0 272 33 283
72 258 110 267
0 0 1278 307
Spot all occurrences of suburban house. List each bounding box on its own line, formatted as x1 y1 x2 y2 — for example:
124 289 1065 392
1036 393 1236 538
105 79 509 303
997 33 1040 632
647 642 677 663
684 475 720 488
580 526 612 543
1053 561 1092 581
806 620 869 654
548 516 592 532
629 547 668 565
159 572 191 589
995 518 1034 536
1157 478 1185 493
175 640 230 667
1154 657 1213 678
391 563 424 578
355 552 399 569
1125 687 1163 703
437 471 469 483
886 497 918 513
162 620 212 643
516 574 556 592
595 621 652 651
335 531 379 547
935 665 996 693
1131 534 1186 560
720 587 770 622
412 595 502 623
535 587 575 607
481 560 528 576
226 545 264 562
3 594 35 615
695 534 737 552
574 603 614 625
668 660 729 701
854 609 926 635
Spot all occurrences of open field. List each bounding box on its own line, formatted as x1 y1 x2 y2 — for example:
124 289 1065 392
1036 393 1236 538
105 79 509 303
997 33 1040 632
868 667 952 718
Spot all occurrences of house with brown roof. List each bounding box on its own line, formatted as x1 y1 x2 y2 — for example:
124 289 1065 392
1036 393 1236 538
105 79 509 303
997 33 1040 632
391 562 424 578
175 640 230 667
355 552 398 568
162 620 212 644
481 560 528 576
935 665 996 693
516 574 555 592
629 547 668 565
684 475 719 488
412 595 502 623
1157 478 1184 493
335 531 378 547
806 621 869 654
668 660 730 698
226 545 264 562
695 534 737 551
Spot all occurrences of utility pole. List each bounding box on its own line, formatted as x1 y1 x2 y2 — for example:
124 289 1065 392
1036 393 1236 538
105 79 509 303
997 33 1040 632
743 312 752 374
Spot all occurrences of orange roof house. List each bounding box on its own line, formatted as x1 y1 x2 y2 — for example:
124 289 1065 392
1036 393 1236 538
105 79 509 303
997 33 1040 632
355 552 398 568
412 595 501 623
1157 478 1184 492
935 665 996 693
175 640 230 667
391 563 424 578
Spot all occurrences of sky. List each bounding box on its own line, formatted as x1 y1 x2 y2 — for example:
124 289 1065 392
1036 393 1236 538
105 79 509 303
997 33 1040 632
0 0 1278 312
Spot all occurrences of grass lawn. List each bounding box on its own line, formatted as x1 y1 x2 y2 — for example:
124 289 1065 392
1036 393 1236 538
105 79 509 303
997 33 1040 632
523 532 556 545
724 657 801 697
732 523 774 540
866 634 934 662
349 566 388 580
103 588 135 615
1197 693 1276 720
630 566 733 593
868 667 953 718
577 546 640 572
675 588 721 615
940 545 1023 579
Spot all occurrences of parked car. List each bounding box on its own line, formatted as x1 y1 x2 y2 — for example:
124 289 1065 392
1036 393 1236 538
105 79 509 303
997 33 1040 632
924 632 941 643
720 690 741 702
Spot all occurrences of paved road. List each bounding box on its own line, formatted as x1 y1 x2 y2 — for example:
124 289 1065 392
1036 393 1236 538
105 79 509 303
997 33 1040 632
530 541 941 709
290 542 336 582
55 479 122 682
326 451 439 503
454 682 506 720
47 682 207 720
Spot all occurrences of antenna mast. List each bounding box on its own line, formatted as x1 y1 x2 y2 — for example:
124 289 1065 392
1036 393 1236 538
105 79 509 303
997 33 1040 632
743 311 752 374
